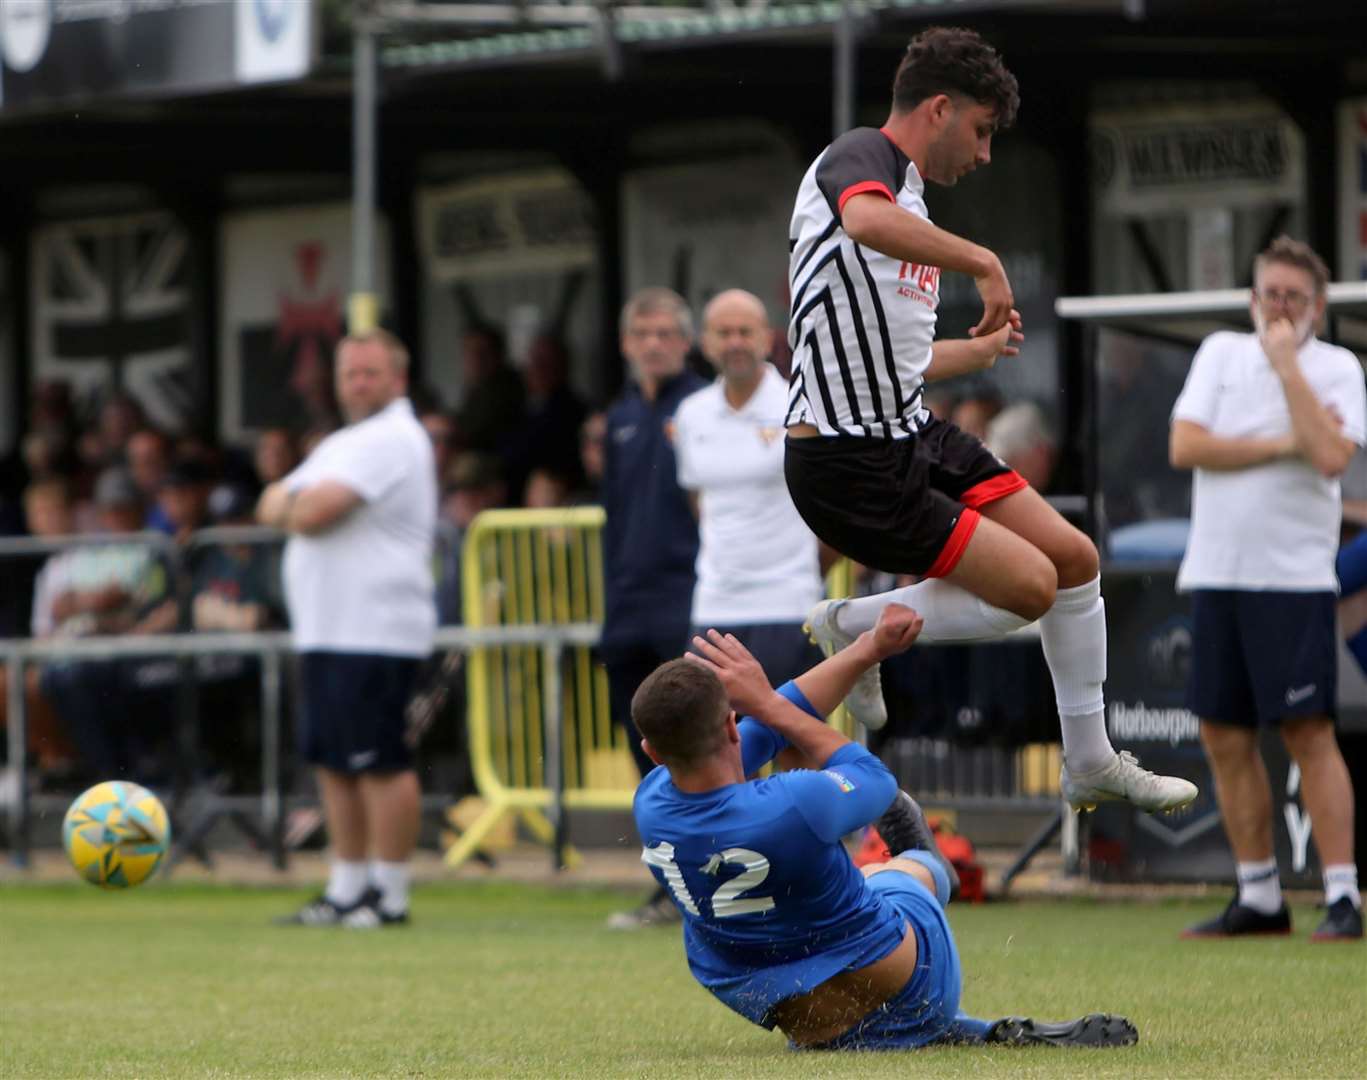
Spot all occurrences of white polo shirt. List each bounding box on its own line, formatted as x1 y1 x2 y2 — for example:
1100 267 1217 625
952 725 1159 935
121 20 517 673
282 397 437 656
1172 331 1366 593
674 365 823 625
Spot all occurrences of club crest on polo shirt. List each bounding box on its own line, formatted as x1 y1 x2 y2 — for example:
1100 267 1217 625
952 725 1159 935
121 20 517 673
757 425 781 445
822 769 856 793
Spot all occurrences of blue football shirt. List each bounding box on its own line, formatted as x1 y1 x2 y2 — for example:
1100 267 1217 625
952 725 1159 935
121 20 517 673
631 683 906 1027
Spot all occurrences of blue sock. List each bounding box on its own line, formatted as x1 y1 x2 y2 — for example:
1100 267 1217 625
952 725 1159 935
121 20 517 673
941 1013 993 1044
897 848 951 907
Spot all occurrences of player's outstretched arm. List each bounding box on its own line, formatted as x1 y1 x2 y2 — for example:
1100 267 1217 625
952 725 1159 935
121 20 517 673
793 603 923 716
842 194 1013 337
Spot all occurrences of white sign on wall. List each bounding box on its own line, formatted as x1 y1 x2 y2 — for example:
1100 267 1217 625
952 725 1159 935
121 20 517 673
235 0 313 86
623 153 801 337
219 202 390 442
1092 104 1305 216
1339 98 1367 282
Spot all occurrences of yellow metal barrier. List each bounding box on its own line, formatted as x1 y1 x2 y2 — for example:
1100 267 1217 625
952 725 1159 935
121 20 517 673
443 507 861 867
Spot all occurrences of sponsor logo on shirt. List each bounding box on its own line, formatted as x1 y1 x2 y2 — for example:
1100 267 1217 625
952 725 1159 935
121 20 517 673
822 769 855 793
896 261 940 307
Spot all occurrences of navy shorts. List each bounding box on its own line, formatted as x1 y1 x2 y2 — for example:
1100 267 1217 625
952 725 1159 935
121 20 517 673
784 419 1026 578
1186 590 1337 727
298 651 422 773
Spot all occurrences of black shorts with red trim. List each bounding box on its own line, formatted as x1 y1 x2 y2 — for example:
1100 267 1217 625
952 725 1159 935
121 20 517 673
784 418 1027 578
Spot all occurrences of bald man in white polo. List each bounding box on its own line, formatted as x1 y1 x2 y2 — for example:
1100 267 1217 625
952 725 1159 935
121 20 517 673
673 289 829 689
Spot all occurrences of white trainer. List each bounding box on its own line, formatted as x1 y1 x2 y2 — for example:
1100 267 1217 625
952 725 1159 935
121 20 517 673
804 599 887 731
1061 750 1198 813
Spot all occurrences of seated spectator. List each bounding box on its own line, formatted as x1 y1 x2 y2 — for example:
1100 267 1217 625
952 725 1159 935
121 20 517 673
127 429 176 534
576 410 607 504
524 464 576 510
0 481 80 777
985 402 1058 494
38 466 178 780
157 458 216 544
436 453 507 626
253 427 299 489
507 334 588 496
78 390 146 473
190 483 285 787
452 327 526 455
419 409 457 492
949 381 1004 439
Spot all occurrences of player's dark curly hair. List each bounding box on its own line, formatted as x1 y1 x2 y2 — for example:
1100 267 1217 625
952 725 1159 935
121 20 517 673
891 26 1019 128
632 659 730 767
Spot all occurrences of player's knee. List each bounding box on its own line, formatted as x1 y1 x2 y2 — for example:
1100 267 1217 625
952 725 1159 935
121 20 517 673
1198 719 1256 764
1056 530 1099 587
1014 558 1057 621
1279 715 1336 762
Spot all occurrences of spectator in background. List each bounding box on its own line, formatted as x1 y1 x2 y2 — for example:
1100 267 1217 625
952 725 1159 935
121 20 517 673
948 381 1004 440
254 428 299 489
673 288 826 696
127 429 175 534
601 287 707 930
259 328 435 929
435 452 507 627
299 424 334 460
419 409 457 500
507 335 588 497
191 483 284 786
523 464 575 510
985 402 1057 495
78 391 146 472
38 467 178 779
157 458 216 545
0 481 80 778
452 327 526 455
1170 236 1363 941
575 410 607 503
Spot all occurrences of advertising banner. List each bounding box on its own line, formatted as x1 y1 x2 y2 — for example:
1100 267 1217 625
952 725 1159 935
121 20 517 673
0 0 312 112
1091 568 1330 885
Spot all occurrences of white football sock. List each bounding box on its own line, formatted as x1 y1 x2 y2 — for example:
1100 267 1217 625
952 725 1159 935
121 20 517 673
1323 864 1361 909
835 578 1029 642
325 859 369 907
1040 575 1115 774
1236 858 1283 915
371 860 411 916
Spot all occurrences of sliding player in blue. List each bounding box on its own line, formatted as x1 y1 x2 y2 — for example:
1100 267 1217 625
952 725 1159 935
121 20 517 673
631 604 1137 1051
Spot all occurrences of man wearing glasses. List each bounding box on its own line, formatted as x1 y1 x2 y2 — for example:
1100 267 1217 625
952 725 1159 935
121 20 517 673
1170 236 1364 941
601 288 708 929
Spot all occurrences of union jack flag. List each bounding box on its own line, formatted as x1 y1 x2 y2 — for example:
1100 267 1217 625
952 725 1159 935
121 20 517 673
32 212 194 430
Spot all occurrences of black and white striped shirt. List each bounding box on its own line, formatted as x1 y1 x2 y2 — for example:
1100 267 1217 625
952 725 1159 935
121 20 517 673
786 127 938 438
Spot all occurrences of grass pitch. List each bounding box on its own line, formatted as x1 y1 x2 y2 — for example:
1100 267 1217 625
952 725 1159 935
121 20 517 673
1 882 1362 1079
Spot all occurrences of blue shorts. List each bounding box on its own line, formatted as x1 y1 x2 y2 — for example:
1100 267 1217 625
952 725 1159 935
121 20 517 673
803 869 963 1051
1187 590 1337 727
298 651 421 773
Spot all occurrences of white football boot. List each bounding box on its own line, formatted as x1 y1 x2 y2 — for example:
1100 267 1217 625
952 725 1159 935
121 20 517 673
1061 750 1198 813
804 599 887 731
